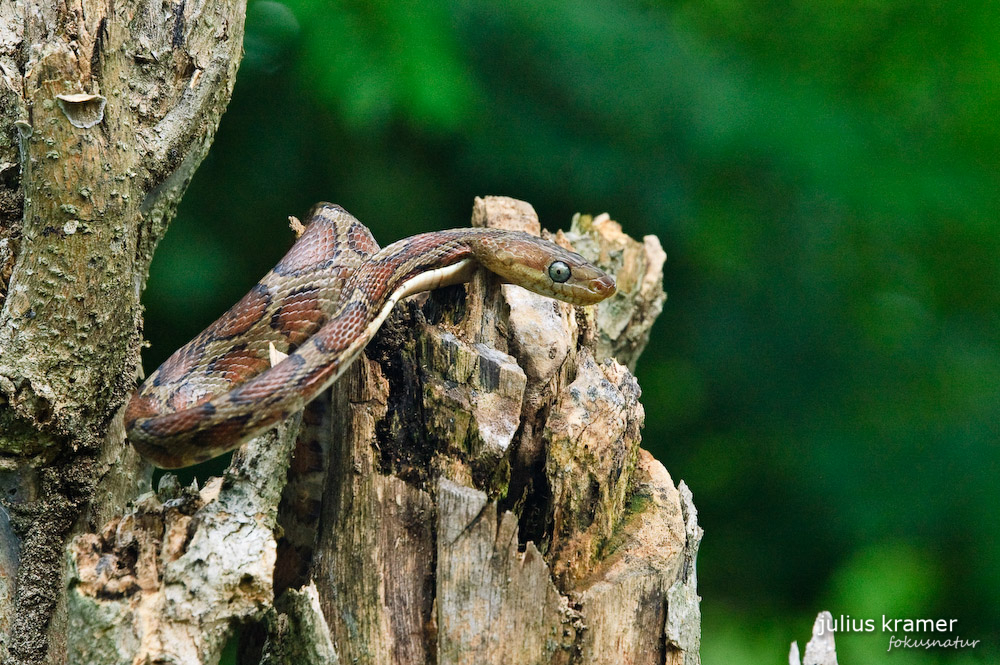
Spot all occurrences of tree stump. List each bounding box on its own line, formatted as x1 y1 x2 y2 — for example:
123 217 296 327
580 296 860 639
65 196 701 664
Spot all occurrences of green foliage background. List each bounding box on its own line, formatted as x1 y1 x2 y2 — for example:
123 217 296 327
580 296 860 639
145 1 1000 662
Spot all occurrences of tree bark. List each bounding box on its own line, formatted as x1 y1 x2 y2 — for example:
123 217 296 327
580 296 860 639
0 1 245 663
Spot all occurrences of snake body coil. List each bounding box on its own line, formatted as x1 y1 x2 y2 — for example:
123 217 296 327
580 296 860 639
126 204 616 468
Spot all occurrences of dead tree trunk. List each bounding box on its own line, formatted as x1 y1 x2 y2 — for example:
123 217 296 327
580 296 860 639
0 1 245 663
0 4 701 663
65 196 701 665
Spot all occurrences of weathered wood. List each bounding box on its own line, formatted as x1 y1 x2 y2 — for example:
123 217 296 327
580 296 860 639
68 418 298 665
0 1 246 662
790 612 839 665
666 482 703 663
270 196 697 664
436 478 580 664
566 212 667 371
259 583 340 665
570 452 691 665
308 350 437 665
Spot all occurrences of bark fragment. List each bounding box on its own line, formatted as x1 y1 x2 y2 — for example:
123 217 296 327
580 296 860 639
566 212 667 371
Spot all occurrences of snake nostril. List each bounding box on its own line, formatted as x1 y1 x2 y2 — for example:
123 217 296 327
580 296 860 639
593 275 616 297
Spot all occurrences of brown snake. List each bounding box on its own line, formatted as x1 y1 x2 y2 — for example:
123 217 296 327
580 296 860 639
126 204 616 468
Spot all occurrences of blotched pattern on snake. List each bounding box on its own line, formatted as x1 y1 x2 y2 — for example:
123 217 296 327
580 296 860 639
125 203 616 468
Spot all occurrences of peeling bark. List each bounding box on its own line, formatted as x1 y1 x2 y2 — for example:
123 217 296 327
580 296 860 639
0 2 246 663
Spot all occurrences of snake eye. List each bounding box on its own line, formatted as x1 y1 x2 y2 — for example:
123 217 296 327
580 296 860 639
548 261 571 283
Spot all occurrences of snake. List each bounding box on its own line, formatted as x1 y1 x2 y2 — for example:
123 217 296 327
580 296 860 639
125 203 616 468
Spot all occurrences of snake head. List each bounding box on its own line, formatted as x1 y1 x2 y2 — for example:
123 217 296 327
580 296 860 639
473 231 616 306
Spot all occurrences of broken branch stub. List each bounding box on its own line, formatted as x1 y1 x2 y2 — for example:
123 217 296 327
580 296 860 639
67 417 300 665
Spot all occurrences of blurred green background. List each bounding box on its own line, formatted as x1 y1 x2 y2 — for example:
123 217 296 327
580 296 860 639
143 1 999 662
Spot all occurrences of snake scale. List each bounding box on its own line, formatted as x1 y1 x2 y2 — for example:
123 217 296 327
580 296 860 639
126 203 616 468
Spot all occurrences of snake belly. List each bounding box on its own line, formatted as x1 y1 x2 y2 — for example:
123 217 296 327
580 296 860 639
126 204 616 468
